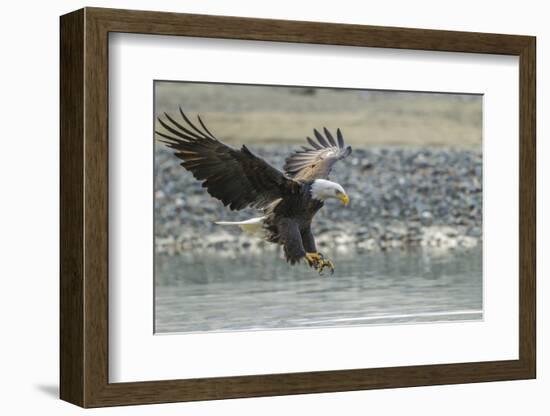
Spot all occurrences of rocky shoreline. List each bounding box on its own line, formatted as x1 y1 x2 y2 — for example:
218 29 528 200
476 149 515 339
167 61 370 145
155 144 482 255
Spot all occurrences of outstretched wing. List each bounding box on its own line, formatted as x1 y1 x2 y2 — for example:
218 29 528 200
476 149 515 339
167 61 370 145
156 109 299 211
283 128 352 181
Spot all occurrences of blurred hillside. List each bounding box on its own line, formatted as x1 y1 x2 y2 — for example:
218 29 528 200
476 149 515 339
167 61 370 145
155 81 482 149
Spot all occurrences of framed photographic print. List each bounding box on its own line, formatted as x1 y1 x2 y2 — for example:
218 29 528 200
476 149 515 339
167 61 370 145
60 7 536 408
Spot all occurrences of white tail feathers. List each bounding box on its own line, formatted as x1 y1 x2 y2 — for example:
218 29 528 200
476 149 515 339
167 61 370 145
215 216 266 238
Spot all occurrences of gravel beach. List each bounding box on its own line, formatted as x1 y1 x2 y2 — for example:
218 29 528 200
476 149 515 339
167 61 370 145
154 144 482 255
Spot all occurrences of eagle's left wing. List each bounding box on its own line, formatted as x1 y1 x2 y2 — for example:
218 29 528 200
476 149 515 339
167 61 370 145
283 128 352 181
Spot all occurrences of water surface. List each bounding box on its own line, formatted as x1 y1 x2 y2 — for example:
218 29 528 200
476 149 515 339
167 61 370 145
155 247 482 333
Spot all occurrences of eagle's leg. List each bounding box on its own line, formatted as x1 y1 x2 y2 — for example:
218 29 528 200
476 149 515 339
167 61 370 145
301 225 334 275
279 219 308 265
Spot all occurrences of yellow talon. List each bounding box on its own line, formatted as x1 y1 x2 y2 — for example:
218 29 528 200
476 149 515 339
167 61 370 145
305 252 322 266
305 252 335 275
318 258 335 275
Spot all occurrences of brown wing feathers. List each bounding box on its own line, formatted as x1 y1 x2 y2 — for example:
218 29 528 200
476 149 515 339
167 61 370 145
156 109 297 211
284 128 352 181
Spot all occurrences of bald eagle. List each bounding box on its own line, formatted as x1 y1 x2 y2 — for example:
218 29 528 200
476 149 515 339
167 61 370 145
156 109 352 274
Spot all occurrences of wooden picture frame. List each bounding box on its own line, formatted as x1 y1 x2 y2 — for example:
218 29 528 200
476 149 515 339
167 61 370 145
60 7 536 408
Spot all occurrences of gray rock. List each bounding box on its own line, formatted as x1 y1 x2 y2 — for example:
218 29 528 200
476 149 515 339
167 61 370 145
154 144 482 254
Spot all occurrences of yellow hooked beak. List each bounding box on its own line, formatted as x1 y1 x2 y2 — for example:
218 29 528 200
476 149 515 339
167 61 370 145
339 193 350 206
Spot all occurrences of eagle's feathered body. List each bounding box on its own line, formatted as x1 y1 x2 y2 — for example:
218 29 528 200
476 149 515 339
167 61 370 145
156 109 352 272
262 189 324 264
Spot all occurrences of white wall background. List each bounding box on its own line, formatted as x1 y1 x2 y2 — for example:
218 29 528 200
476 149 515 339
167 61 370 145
0 0 545 414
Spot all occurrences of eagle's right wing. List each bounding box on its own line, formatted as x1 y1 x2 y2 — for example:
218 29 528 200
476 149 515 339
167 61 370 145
283 128 352 181
156 109 300 211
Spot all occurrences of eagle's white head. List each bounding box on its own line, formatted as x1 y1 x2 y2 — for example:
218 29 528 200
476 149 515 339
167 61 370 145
310 179 349 206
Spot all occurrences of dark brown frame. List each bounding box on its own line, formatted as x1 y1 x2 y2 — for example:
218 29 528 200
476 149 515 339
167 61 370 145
60 7 536 408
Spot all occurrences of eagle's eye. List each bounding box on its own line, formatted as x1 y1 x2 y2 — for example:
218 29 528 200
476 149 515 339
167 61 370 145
335 190 342 195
